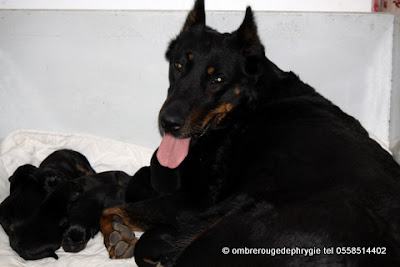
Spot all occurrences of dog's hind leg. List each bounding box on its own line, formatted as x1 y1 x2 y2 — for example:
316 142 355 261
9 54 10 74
131 195 254 267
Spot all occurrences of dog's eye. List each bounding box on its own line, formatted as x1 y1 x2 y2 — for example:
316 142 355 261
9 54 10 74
213 77 224 84
174 62 183 71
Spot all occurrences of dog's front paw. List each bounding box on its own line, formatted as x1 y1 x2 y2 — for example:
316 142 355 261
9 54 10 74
100 208 138 259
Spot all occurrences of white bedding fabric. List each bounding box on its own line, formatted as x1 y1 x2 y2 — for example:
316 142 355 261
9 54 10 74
0 130 154 267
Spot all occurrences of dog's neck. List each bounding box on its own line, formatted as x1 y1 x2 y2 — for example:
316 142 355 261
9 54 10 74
255 57 318 102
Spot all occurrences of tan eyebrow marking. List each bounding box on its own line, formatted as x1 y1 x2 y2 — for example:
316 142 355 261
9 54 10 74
207 66 215 75
188 53 194 60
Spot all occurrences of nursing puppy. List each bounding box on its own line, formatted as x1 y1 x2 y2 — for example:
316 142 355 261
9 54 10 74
0 149 95 236
62 171 131 253
39 149 96 179
0 165 45 235
9 181 80 260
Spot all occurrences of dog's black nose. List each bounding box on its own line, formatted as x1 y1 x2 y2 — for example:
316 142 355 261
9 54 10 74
160 113 185 132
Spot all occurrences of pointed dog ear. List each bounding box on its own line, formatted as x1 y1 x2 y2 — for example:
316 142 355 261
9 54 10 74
182 0 205 32
234 7 263 54
234 7 265 80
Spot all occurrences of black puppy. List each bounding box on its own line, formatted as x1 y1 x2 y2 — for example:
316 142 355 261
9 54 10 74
62 171 131 253
9 181 80 260
0 165 46 235
39 149 96 179
100 1 400 266
0 149 95 236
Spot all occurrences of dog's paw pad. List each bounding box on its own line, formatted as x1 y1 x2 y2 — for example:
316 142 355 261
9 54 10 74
101 212 137 259
113 215 124 224
124 246 135 258
109 231 121 246
114 240 129 257
112 221 135 240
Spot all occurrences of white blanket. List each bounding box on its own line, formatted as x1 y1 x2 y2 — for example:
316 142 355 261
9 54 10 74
0 130 154 267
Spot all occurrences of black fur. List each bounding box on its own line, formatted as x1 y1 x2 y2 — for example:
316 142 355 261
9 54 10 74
107 1 400 266
9 181 80 260
0 165 46 235
0 150 95 236
39 149 96 179
62 171 131 252
0 149 96 259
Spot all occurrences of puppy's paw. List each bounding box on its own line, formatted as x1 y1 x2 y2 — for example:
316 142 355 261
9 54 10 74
100 207 138 259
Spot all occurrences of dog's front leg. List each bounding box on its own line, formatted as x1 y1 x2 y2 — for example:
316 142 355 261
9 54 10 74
150 150 182 194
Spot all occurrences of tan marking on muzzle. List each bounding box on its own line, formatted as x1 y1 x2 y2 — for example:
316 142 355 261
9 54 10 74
201 103 233 128
180 107 203 133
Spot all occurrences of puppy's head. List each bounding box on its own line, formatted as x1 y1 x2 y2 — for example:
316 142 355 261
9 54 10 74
62 223 97 252
8 164 37 193
39 149 96 178
34 167 68 193
1 165 44 235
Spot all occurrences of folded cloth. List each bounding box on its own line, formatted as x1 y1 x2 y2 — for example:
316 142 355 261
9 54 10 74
0 130 153 267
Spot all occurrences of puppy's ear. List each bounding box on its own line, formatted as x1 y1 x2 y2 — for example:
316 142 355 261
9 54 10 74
182 0 205 32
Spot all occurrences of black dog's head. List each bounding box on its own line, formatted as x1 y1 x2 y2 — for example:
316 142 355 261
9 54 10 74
0 165 45 235
61 197 102 253
8 164 38 193
62 223 97 253
39 149 96 178
157 0 266 168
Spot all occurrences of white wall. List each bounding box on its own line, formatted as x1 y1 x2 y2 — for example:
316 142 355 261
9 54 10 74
0 0 373 12
390 16 400 161
0 10 398 160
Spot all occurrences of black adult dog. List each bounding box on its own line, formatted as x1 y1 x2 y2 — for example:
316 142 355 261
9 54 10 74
100 1 400 266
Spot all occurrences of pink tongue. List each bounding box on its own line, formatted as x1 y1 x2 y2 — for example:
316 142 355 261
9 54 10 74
157 134 191 169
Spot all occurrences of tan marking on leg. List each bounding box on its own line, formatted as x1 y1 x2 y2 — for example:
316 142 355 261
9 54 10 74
100 207 140 259
101 207 145 232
